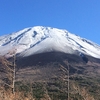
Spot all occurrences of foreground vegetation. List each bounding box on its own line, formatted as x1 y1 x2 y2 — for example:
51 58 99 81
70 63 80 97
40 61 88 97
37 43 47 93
0 75 100 100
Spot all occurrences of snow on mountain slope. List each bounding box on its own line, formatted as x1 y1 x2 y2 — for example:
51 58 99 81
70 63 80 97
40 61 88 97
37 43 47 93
0 26 100 58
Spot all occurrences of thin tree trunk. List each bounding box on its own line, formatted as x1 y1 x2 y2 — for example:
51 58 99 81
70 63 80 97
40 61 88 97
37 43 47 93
67 61 69 100
12 54 16 94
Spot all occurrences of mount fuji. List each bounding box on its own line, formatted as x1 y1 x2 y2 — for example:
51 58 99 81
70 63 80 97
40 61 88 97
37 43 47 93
0 26 100 58
1 26 100 100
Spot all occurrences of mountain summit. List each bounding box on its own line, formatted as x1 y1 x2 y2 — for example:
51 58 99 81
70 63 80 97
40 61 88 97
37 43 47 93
0 26 100 58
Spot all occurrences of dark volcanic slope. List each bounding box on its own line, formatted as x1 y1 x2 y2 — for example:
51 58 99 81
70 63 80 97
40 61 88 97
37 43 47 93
17 52 95 67
17 52 84 67
1 51 100 85
16 52 100 81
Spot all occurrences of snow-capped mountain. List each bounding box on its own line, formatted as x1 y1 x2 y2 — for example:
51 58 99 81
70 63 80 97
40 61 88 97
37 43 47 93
0 26 100 58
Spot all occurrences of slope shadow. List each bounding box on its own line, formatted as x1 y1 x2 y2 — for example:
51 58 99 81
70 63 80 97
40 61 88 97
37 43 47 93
16 51 92 68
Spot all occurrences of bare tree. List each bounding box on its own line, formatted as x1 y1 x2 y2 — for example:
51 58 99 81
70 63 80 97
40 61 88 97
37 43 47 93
67 61 69 100
1 48 17 94
8 48 17 94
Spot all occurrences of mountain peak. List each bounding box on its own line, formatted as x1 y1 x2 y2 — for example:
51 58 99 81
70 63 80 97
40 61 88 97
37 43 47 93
0 26 100 58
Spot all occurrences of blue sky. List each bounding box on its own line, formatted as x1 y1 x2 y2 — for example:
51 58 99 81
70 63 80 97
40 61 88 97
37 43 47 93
0 0 100 44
